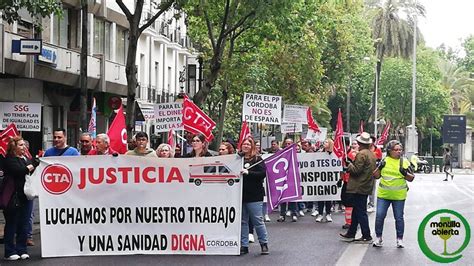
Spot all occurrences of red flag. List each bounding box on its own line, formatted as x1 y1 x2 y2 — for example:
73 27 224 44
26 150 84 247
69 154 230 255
307 107 320 132
107 105 128 154
237 121 252 151
0 123 20 157
376 121 391 145
358 120 364 134
333 109 344 159
168 129 176 150
182 97 216 142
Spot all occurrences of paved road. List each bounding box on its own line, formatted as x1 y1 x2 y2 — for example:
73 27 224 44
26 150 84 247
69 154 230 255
1 172 473 265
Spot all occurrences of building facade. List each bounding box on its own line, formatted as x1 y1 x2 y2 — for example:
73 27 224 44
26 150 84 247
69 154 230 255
0 0 200 154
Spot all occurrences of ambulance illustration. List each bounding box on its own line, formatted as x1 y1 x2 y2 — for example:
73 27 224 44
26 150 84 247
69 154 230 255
189 162 239 186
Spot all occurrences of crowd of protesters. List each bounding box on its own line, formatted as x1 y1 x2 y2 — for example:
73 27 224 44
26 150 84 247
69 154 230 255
0 125 422 259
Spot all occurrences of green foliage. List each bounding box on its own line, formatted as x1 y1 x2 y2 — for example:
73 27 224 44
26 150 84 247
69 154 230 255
0 0 62 29
378 46 449 138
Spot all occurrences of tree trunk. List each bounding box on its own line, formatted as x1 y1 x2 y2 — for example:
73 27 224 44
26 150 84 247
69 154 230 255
193 56 222 107
79 0 88 134
216 83 228 148
125 28 139 138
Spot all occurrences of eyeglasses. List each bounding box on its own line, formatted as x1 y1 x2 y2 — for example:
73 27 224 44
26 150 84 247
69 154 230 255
80 140 90 143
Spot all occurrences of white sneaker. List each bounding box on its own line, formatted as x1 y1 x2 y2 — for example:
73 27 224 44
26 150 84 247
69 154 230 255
249 234 255 243
264 214 271 222
396 239 404 248
20 254 30 260
367 206 375 213
311 210 319 217
292 215 298 222
315 214 323 222
4 254 20 261
298 210 305 217
373 237 383 247
325 214 333 222
286 210 291 217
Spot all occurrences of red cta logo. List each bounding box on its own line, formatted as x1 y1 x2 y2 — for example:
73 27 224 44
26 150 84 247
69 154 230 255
41 164 73 195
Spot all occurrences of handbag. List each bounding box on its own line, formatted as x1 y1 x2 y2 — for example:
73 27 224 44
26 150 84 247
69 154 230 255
24 174 38 200
0 175 16 210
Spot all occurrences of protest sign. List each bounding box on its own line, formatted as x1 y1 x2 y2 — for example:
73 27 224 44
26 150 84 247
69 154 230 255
304 127 327 142
154 102 184 133
242 93 282 125
283 104 307 124
280 123 303 133
32 155 242 257
296 153 342 201
0 102 41 131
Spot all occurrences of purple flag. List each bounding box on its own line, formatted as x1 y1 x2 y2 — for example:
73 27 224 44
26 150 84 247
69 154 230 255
265 144 302 213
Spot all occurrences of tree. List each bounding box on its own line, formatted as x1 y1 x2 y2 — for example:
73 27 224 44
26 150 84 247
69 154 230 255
0 0 62 29
115 0 178 137
367 0 425 129
378 47 449 149
438 60 474 115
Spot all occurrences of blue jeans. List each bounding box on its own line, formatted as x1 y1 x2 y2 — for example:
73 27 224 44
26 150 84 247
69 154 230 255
241 202 268 247
26 200 34 239
3 204 29 257
375 198 405 239
347 194 371 239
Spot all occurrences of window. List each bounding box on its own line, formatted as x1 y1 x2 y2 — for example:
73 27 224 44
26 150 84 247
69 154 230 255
104 21 111 60
187 64 196 95
219 166 230 174
116 27 128 64
52 11 69 47
204 166 216 173
93 17 105 54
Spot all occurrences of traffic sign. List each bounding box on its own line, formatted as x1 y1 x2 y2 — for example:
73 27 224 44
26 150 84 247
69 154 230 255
19 39 42 55
442 115 466 144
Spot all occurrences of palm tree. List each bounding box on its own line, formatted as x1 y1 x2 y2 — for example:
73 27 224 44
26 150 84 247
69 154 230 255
366 0 425 130
438 60 474 114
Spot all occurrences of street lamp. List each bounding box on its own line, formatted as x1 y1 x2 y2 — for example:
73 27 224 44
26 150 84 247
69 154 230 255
177 66 187 99
374 61 379 137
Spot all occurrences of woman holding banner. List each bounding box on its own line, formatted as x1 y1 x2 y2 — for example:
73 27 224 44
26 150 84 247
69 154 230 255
240 137 269 255
315 138 334 223
2 136 36 260
184 134 212 157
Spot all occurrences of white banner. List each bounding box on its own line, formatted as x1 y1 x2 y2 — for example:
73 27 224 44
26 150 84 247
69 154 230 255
0 102 41 131
297 153 342 201
283 104 307 124
32 155 243 257
154 102 184 132
304 127 327 142
280 123 303 133
242 93 281 125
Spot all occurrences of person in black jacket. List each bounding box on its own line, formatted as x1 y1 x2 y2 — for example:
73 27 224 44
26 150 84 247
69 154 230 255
239 137 269 255
2 136 35 260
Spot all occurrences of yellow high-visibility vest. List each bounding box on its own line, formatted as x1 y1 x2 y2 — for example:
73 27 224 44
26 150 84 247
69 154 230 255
378 157 410 200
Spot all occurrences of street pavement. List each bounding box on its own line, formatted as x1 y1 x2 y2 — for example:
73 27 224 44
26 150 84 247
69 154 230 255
0 171 473 265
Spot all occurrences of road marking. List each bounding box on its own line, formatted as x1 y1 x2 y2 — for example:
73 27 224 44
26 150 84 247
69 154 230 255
336 244 369 266
450 182 474 200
